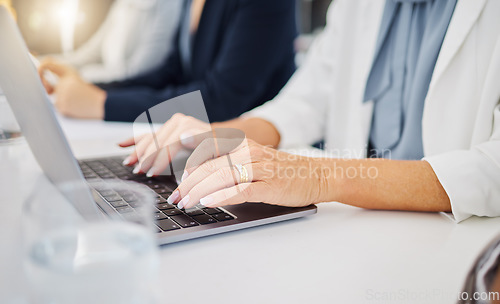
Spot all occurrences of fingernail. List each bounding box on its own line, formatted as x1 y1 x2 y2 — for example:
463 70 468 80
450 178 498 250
180 132 194 145
178 195 189 209
200 196 214 207
181 170 188 182
122 157 131 166
132 165 141 174
146 168 155 177
167 190 179 204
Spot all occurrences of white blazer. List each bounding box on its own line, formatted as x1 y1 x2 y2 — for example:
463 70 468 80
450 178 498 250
247 0 500 222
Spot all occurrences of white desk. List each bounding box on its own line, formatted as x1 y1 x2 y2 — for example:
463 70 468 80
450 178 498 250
1 118 500 304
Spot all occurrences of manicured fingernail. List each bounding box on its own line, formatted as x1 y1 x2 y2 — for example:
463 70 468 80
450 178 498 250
200 196 214 207
167 190 179 204
178 195 189 209
122 157 131 166
146 168 155 177
133 165 141 174
181 170 188 182
180 132 194 145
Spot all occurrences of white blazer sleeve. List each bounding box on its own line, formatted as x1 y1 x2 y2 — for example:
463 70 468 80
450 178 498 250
425 37 500 222
243 1 345 148
426 104 500 222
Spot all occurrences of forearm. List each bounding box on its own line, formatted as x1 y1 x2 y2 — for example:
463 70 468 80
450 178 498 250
213 117 281 148
318 158 451 212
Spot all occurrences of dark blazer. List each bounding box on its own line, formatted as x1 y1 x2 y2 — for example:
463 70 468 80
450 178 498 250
102 0 297 123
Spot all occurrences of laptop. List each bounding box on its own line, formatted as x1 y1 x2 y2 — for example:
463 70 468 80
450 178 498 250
0 7 317 244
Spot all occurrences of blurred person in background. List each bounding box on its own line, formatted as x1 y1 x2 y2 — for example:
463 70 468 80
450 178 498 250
38 0 297 122
0 0 15 18
42 0 182 84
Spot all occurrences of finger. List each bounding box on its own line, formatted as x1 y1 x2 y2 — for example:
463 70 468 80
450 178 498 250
198 182 269 208
131 135 154 172
137 122 209 174
185 138 249 175
120 138 140 166
180 147 252 191
38 62 69 77
134 117 184 173
170 150 254 206
178 129 213 150
42 77 55 95
137 126 181 174
122 150 138 166
181 128 245 167
118 136 138 148
146 144 182 177
38 68 54 94
178 162 257 209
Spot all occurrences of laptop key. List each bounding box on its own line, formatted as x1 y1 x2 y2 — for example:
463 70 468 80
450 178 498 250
121 194 137 202
154 213 168 220
99 173 115 179
109 200 128 208
157 219 181 231
212 213 234 221
185 208 204 216
192 214 217 225
116 206 134 213
164 209 183 216
98 189 115 196
204 208 223 215
171 214 199 228
154 196 167 204
128 201 143 208
154 188 171 195
157 203 175 210
103 194 122 202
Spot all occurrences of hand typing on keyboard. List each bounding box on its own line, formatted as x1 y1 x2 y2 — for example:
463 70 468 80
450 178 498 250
119 113 320 211
119 113 211 177
167 138 320 210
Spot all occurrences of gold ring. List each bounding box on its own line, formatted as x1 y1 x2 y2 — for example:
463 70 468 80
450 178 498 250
234 164 249 183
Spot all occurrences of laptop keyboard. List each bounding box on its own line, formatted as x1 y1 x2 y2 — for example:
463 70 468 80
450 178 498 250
78 157 235 232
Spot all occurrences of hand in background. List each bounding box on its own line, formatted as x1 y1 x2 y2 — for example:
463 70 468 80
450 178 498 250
38 58 106 119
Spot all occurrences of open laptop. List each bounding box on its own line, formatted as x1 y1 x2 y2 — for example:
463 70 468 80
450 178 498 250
0 6 316 244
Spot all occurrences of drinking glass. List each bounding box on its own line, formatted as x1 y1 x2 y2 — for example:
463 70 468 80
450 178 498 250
22 179 160 304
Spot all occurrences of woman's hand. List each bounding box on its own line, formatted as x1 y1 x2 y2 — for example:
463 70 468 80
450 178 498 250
38 58 106 119
119 113 212 176
168 139 324 209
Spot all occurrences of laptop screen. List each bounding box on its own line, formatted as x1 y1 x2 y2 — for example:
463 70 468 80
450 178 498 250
0 6 100 219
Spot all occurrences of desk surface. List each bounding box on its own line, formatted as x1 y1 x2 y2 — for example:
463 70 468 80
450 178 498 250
1 117 499 304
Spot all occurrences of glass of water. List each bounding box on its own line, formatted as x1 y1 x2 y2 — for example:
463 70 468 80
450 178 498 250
0 88 22 143
22 179 160 304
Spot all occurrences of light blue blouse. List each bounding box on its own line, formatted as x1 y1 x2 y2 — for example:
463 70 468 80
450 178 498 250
364 0 457 160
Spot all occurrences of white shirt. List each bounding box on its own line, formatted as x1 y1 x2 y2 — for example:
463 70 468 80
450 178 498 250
60 0 181 83
246 0 500 223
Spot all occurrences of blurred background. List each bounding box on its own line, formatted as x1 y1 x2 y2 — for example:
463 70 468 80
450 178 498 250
12 0 332 56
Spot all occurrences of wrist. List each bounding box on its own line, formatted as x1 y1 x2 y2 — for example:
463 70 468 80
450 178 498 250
313 159 347 204
93 87 107 120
